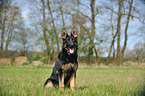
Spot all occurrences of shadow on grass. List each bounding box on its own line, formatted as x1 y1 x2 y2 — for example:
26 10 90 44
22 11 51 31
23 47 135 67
76 86 89 90
43 85 89 91
0 87 6 96
139 85 145 96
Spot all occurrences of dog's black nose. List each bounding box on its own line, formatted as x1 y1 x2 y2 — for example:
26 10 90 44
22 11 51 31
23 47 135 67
70 44 74 48
69 38 74 48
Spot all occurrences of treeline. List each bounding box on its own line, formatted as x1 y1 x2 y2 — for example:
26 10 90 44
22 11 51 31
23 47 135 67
0 0 145 65
0 41 144 65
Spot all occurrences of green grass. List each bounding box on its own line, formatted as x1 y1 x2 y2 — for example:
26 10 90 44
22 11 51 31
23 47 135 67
0 66 145 96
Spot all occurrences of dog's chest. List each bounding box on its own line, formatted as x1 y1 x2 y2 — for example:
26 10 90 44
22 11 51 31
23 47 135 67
61 63 77 72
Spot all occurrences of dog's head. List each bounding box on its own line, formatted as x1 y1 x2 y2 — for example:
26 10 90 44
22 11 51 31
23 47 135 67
62 27 78 55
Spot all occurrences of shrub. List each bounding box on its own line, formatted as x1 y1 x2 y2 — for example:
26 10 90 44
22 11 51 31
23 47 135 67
32 54 42 61
22 62 29 66
41 58 48 64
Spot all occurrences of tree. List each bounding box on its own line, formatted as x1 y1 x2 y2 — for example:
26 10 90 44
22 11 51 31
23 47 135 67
5 6 20 56
107 0 117 64
116 0 122 65
127 42 145 64
0 0 11 57
41 0 50 57
73 0 99 63
0 0 24 57
105 0 136 65
89 0 97 59
47 0 59 52
121 0 133 63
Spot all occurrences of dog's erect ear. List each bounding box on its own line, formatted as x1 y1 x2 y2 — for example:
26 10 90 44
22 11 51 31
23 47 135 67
62 28 68 39
71 27 77 38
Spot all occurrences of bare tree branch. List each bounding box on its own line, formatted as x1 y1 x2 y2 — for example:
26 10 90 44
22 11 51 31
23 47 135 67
74 9 92 21
78 1 90 10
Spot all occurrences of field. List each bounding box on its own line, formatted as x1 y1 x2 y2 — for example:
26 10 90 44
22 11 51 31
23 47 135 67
0 66 145 96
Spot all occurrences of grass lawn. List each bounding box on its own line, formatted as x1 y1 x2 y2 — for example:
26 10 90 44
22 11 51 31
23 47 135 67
0 66 145 96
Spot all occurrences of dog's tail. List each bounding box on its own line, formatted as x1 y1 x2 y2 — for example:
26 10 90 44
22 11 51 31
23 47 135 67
44 78 49 86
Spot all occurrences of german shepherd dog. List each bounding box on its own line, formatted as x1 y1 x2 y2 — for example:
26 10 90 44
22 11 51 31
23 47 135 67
44 27 78 91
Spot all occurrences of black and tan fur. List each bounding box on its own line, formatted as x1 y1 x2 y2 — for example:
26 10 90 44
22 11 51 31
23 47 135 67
44 27 78 91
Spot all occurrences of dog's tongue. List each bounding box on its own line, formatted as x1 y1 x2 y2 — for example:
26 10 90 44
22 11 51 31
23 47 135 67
70 48 74 53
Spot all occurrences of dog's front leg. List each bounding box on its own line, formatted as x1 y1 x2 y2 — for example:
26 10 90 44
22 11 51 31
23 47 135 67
59 72 64 90
70 72 75 91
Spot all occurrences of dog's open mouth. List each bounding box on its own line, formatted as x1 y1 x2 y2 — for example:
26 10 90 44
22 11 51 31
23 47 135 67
65 47 75 54
69 48 74 54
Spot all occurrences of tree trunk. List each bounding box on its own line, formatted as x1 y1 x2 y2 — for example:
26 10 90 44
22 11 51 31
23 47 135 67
47 0 59 52
106 0 116 65
107 31 118 64
59 6 65 28
90 0 95 54
1 10 7 57
113 44 115 59
89 0 97 62
121 0 133 64
116 0 122 66
5 29 13 57
41 0 50 61
93 46 99 64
